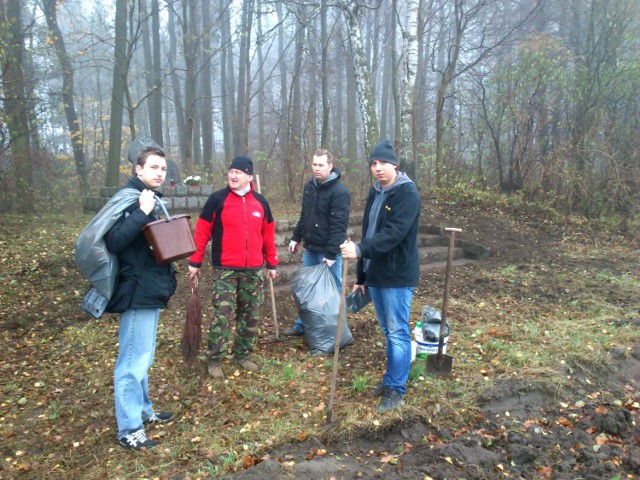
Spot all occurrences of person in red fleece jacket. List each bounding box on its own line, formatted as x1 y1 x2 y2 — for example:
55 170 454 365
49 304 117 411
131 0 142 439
188 156 278 379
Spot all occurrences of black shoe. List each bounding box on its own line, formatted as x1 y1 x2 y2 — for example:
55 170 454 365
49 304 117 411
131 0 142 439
378 389 404 413
368 384 387 398
118 429 159 450
283 328 304 337
143 412 173 424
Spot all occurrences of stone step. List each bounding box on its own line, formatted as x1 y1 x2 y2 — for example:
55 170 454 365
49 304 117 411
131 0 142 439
274 232 444 264
272 244 466 285
269 257 476 295
194 211 489 292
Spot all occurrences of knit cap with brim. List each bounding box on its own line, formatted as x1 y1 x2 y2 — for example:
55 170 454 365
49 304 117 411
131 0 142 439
229 155 254 175
368 139 398 166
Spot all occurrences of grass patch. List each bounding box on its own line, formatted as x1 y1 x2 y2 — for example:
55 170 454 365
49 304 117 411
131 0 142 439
0 207 638 478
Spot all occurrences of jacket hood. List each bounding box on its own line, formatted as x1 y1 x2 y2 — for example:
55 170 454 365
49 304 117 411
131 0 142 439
374 171 414 193
313 167 342 188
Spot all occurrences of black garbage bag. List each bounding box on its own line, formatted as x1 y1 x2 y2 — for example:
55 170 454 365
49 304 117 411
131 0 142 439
421 305 449 341
346 288 371 313
290 263 353 355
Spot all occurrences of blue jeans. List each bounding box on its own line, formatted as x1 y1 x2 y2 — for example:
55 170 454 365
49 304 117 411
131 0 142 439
368 286 414 397
293 250 343 333
114 308 159 439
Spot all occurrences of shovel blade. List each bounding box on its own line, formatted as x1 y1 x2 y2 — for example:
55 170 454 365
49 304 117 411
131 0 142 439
426 353 453 377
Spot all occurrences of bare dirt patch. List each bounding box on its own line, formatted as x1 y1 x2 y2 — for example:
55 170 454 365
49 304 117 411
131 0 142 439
220 199 640 480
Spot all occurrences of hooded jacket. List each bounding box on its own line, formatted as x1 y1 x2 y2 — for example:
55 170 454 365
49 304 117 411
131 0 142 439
291 168 350 260
103 177 177 312
356 173 420 287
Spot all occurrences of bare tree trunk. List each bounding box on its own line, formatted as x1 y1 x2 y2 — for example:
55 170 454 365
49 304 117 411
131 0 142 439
167 1 186 162
140 0 154 132
123 3 140 140
181 0 197 175
1 0 34 212
150 0 163 145
334 28 344 155
106 0 128 187
305 16 319 155
41 0 87 185
256 0 266 153
242 1 254 155
346 57 358 162
341 0 379 155
416 0 432 148
379 13 393 140
219 0 234 161
399 0 419 179
199 0 214 171
434 6 459 187
276 1 289 159
391 3 401 143
287 5 305 199
234 0 253 154
139 0 163 145
320 0 330 148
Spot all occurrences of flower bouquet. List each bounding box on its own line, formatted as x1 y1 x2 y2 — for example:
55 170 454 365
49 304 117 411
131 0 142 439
184 175 201 186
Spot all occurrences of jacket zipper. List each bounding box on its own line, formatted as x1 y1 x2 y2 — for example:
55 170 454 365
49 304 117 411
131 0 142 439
242 196 249 266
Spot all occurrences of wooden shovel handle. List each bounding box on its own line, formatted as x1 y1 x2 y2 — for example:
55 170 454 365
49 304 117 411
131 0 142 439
439 228 461 353
327 244 350 424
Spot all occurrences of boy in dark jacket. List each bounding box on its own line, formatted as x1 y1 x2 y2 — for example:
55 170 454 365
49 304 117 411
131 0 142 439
284 148 350 336
104 146 177 450
341 139 420 413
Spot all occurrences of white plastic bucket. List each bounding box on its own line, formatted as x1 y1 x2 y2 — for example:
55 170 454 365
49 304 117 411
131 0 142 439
416 337 448 356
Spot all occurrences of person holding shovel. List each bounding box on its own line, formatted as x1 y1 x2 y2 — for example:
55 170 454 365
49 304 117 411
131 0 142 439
284 148 351 337
340 139 420 413
103 145 178 450
188 155 278 380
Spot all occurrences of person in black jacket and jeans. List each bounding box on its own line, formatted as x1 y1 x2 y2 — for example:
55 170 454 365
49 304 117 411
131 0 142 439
340 139 420 413
284 148 350 336
104 146 177 450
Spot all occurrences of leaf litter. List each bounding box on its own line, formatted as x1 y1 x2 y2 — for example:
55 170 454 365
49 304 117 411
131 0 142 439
0 200 638 479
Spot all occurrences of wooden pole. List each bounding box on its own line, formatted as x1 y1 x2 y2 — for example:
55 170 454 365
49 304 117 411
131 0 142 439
326 252 349 424
255 174 280 339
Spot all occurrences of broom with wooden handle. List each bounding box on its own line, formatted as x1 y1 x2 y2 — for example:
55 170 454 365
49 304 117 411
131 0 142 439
181 278 202 365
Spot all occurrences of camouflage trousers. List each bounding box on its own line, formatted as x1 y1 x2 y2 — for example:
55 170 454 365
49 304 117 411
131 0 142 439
207 268 264 360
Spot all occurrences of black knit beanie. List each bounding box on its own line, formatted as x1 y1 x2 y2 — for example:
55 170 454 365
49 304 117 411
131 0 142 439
229 155 254 175
368 139 398 166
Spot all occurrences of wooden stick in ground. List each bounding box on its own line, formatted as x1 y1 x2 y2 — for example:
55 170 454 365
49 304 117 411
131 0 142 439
255 174 279 339
326 254 349 424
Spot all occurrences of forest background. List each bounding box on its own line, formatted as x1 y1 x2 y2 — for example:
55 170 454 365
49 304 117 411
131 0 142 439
1 1 639 478
0 0 638 225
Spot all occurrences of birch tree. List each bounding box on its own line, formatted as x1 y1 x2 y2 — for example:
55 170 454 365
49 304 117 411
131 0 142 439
340 0 379 156
399 0 420 178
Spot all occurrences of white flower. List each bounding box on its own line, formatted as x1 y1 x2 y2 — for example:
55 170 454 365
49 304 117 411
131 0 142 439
184 175 201 185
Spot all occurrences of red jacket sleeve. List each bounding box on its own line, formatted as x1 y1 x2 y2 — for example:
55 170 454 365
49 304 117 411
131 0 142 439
262 214 278 269
189 216 213 267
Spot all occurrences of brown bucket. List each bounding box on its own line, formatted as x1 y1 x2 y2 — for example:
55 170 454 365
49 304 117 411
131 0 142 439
142 197 196 264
